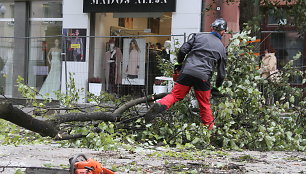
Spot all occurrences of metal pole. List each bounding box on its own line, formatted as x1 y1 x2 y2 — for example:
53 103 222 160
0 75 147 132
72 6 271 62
146 42 150 95
63 36 68 95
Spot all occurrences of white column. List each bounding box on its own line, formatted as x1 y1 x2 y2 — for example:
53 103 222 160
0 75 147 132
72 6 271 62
171 0 202 46
62 0 90 103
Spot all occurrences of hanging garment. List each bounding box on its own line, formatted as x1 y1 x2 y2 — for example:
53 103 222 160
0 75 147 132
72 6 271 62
103 47 123 90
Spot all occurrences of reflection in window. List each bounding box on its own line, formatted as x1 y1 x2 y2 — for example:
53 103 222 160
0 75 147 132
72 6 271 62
270 32 304 84
43 2 62 18
31 1 62 18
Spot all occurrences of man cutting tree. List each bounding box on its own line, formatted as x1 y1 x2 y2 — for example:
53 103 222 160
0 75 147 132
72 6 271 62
145 18 228 130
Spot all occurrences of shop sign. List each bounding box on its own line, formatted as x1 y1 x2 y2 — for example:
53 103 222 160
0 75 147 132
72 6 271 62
83 0 176 13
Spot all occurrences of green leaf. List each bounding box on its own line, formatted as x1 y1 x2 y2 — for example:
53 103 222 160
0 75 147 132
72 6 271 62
185 130 191 141
191 137 200 144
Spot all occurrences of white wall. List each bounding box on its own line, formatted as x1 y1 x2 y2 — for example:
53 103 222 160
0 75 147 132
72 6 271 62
62 0 90 103
171 0 202 46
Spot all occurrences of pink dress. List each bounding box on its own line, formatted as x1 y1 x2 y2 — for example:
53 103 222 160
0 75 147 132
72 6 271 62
126 49 140 76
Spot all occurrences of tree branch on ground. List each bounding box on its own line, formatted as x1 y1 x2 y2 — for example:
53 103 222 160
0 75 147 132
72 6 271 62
0 93 168 140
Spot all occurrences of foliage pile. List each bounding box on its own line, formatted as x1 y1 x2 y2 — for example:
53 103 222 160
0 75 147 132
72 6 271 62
0 31 305 151
122 31 305 151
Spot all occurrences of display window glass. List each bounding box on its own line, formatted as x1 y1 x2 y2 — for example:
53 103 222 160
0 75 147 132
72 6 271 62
270 32 304 84
0 2 14 97
28 1 63 99
92 12 175 96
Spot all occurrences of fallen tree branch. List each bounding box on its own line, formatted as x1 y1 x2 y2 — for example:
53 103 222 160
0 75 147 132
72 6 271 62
0 101 118 138
54 133 87 140
49 112 118 125
0 102 59 137
114 93 168 115
0 93 168 140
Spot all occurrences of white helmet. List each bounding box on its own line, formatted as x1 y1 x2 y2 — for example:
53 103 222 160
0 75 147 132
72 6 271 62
211 18 228 31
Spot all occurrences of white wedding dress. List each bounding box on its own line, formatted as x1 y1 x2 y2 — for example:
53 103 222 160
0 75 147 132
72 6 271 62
39 51 61 98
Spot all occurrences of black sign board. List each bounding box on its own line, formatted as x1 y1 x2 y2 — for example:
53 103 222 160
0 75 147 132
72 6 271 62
83 0 176 13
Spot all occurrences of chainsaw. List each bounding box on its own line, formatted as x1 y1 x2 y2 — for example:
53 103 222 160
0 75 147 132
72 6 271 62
69 153 115 174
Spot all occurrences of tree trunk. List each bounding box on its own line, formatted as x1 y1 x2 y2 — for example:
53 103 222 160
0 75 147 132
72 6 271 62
0 102 58 137
0 102 118 138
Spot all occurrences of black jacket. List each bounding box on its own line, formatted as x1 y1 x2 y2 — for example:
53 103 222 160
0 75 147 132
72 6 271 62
177 33 227 87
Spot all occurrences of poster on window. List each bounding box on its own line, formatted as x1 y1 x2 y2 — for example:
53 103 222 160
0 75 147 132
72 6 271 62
122 38 146 85
63 29 86 62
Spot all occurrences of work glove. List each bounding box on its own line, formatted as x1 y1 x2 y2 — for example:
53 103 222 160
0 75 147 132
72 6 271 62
174 62 182 73
211 87 231 98
211 87 224 98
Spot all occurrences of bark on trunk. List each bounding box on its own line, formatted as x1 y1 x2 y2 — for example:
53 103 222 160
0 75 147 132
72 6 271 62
0 102 58 137
49 112 118 125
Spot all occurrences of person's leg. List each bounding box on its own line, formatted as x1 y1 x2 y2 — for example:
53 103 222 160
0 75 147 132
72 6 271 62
193 79 214 130
194 90 214 130
158 82 191 109
145 74 191 122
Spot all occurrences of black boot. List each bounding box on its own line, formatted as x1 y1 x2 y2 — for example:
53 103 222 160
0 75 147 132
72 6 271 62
144 103 167 122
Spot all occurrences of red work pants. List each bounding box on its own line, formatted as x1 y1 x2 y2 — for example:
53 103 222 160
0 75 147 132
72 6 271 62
157 74 214 129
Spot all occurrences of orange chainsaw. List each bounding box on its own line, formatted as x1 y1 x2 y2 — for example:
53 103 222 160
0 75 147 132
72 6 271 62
69 154 115 174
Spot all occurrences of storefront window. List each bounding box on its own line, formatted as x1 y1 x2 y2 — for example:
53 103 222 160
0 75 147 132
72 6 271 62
0 2 14 96
93 12 174 96
267 9 292 25
270 32 304 84
28 1 62 99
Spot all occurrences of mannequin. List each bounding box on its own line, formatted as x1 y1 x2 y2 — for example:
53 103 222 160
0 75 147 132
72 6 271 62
103 39 123 93
40 39 62 98
161 40 171 60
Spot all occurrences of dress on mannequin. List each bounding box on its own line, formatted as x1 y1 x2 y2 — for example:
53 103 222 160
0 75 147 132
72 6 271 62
40 39 62 98
103 42 123 93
